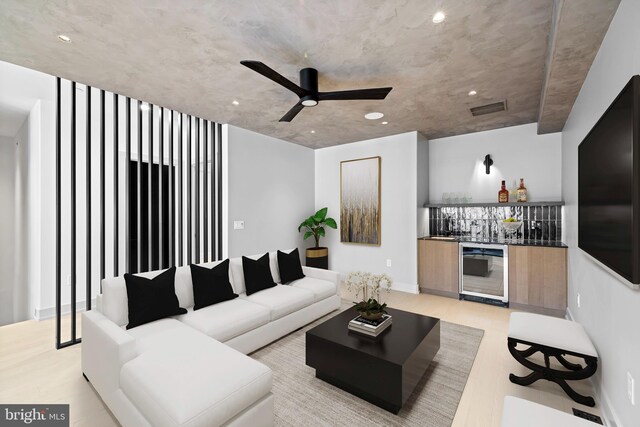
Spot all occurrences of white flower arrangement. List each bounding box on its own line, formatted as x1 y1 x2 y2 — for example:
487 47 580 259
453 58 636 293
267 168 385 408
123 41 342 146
344 271 393 303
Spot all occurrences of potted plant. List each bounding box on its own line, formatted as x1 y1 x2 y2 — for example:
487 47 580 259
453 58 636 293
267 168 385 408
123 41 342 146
298 207 337 269
345 272 393 320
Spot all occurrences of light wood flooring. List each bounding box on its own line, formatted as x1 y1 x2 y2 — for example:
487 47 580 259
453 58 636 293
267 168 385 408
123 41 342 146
0 289 600 426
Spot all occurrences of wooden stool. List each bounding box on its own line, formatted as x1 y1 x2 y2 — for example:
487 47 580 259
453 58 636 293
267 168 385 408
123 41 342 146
507 312 598 407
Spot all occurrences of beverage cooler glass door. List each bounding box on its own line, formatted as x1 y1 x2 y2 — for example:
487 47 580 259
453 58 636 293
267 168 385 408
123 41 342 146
459 243 509 304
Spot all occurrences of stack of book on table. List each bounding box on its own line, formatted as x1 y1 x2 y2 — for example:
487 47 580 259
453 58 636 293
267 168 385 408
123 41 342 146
348 314 392 337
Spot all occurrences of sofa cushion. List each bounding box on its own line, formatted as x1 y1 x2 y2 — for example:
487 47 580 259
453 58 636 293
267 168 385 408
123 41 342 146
124 267 187 329
242 254 277 296
177 299 270 342
120 326 272 427
277 248 305 284
289 277 336 302
190 260 238 310
229 252 282 294
240 285 314 320
126 318 194 353
102 266 192 327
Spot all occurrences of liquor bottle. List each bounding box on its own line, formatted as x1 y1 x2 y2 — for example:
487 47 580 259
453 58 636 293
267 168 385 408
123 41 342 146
516 178 528 202
498 180 509 203
509 179 518 202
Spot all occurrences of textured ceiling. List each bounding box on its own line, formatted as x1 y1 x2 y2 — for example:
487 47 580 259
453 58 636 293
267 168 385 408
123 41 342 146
0 0 617 148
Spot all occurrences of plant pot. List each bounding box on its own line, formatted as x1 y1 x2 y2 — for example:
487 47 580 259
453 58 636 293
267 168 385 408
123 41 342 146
306 247 328 270
357 311 384 321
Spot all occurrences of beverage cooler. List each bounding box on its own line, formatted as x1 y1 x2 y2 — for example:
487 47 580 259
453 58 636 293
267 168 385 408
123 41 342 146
459 243 509 306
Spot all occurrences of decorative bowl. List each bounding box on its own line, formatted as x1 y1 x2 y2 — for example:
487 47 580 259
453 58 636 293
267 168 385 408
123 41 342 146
501 221 523 235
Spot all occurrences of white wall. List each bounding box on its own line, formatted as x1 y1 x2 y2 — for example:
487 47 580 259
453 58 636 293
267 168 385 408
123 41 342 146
0 136 16 325
428 123 562 203
224 124 315 258
562 1 639 425
314 132 419 293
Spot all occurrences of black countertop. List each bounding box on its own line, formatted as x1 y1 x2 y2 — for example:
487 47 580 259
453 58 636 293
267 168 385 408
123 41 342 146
418 235 568 248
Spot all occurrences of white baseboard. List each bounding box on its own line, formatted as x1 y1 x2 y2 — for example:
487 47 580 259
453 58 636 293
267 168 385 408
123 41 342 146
34 298 96 321
391 281 419 294
591 379 622 427
565 306 574 321
566 307 621 427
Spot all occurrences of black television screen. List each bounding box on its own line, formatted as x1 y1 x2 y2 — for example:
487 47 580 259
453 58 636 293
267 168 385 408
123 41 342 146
579 75 639 284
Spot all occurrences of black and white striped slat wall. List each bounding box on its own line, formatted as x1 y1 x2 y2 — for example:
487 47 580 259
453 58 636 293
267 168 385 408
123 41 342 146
55 77 223 349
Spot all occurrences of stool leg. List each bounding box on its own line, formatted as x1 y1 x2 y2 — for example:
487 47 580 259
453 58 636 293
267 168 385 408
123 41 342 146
555 354 583 371
550 377 596 407
509 371 544 386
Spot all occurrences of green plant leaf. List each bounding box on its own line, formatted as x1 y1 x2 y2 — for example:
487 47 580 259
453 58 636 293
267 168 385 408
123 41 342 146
324 217 337 229
317 227 325 237
313 207 328 223
303 231 313 240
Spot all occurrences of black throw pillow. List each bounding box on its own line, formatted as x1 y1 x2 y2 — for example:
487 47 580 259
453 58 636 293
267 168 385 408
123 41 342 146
190 260 238 310
124 267 187 329
277 248 305 284
242 253 277 296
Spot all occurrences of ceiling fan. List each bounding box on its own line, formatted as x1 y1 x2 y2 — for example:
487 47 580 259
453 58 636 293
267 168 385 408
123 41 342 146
240 60 393 122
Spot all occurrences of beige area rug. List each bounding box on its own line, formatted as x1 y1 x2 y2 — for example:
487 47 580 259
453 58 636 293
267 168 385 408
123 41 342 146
251 305 484 427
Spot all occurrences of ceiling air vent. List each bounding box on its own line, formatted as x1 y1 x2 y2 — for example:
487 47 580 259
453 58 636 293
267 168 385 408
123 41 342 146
470 100 507 117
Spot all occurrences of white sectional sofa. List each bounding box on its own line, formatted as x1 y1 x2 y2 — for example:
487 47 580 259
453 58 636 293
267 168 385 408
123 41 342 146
82 251 341 427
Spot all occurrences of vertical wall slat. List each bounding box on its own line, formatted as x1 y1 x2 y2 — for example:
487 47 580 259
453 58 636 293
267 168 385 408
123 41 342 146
195 118 200 263
159 108 164 269
85 86 92 310
148 104 154 271
70 82 77 340
169 110 174 267
217 123 223 259
125 97 131 273
187 116 192 264
203 121 208 262
100 90 106 284
137 100 142 273
113 93 119 277
178 114 184 266
55 77 62 348
210 123 216 261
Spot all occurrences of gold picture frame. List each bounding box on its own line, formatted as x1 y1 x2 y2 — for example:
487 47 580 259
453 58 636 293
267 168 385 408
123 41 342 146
340 156 381 245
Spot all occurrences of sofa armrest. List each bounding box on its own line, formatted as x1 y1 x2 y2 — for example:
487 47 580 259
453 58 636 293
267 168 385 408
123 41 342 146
82 310 138 397
302 267 341 295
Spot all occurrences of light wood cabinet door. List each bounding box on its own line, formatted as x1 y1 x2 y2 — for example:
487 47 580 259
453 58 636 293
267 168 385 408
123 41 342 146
418 240 459 295
508 246 567 311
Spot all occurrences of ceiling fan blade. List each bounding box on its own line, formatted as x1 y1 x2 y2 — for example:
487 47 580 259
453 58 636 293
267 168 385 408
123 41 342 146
318 87 392 101
240 60 307 97
279 102 304 122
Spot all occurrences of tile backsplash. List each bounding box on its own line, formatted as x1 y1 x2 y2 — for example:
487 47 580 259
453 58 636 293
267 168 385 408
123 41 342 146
428 205 562 241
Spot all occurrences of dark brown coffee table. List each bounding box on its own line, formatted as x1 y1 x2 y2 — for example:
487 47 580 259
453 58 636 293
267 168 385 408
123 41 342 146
306 306 440 413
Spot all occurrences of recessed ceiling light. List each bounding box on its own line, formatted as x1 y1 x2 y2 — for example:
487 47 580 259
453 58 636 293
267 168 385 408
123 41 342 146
310 130 316 134
364 112 384 120
381 121 388 125
232 100 239 106
140 103 150 112
58 34 71 43
432 11 446 24
468 90 477 96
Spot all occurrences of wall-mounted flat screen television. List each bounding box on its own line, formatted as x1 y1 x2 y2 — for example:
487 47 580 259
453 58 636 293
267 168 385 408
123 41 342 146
579 75 639 284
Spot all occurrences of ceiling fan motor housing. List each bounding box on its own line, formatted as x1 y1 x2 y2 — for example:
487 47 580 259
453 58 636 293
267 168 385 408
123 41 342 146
300 68 318 105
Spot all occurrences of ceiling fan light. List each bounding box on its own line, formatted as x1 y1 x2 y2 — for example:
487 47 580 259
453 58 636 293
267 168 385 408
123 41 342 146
301 99 318 107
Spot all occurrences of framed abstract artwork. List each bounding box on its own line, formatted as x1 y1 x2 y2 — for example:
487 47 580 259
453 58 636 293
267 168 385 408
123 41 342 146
340 156 381 245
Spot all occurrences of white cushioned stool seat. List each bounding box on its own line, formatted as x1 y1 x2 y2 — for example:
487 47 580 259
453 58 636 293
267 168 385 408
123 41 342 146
120 325 272 427
177 298 271 342
240 285 314 320
289 277 336 302
501 396 594 427
508 312 597 357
